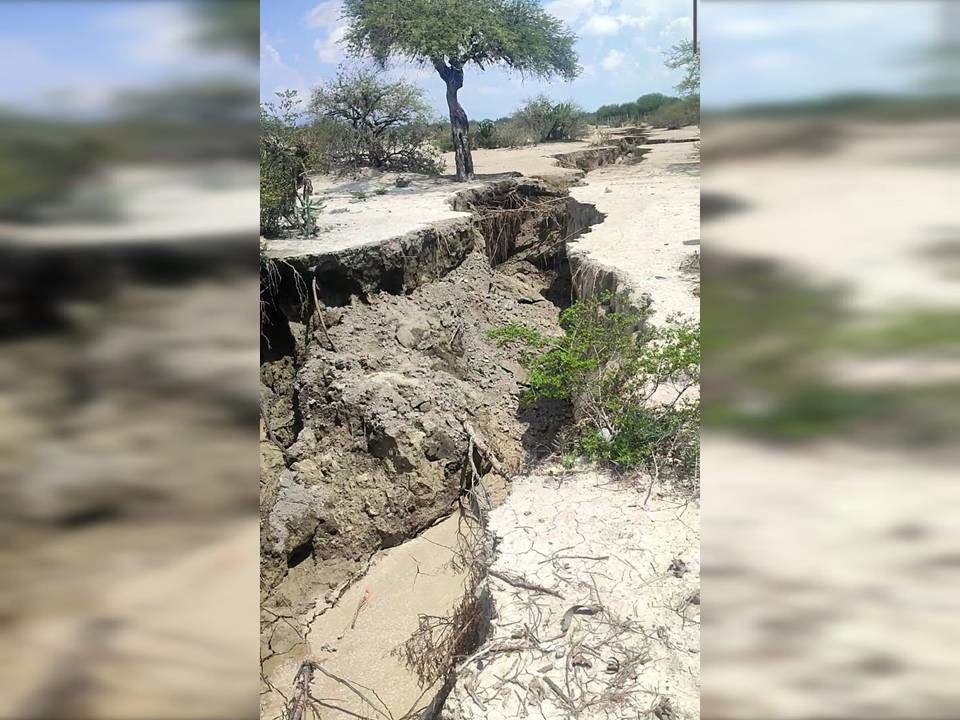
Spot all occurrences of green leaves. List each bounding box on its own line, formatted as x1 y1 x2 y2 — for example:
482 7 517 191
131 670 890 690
490 296 700 479
513 96 587 142
342 0 578 79
309 68 442 173
665 40 700 98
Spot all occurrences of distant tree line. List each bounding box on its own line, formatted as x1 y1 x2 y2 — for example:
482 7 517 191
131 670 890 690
588 93 680 125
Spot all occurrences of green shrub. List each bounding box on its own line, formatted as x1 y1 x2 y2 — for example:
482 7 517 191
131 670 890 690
474 119 497 149
491 296 700 480
311 68 443 174
260 90 320 238
490 120 533 147
636 93 676 115
649 95 700 129
487 322 548 349
430 121 456 152
513 96 587 143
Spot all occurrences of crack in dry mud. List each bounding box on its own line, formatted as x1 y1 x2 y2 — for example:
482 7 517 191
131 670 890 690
259 139 653 720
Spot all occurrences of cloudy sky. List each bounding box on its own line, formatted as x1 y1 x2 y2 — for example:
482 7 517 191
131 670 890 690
0 1 252 117
704 1 938 108
0 1 942 118
261 0 695 119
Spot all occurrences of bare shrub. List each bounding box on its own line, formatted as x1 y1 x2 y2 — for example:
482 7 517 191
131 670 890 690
310 68 443 174
513 96 587 143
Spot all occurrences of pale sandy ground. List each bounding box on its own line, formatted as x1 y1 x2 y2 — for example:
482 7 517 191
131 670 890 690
703 120 960 716
261 512 475 720
444 138 598 180
265 129 636 260
0 163 257 247
703 438 960 718
568 127 700 322
443 468 700 720
1 521 259 719
707 122 959 311
264 172 491 260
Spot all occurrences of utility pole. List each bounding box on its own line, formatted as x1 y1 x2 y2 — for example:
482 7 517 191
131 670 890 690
693 0 698 53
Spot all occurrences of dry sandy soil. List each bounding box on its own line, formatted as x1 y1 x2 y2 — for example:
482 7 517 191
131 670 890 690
0 275 260 719
702 120 960 717
261 512 479 720
260 126 701 720
569 127 700 322
442 466 700 720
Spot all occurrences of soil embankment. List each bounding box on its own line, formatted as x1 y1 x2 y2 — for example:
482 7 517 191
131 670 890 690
259 127 699 719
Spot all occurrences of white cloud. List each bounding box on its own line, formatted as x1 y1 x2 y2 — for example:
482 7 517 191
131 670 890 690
583 12 650 36
583 15 621 36
305 1 343 29
306 1 348 65
314 25 348 64
544 0 595 25
100 4 196 65
261 37 284 67
601 49 626 71
662 16 692 38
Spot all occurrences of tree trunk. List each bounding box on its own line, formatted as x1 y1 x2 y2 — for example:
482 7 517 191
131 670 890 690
435 61 474 181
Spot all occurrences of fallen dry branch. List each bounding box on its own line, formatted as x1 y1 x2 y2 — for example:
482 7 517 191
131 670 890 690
463 421 506 477
311 277 337 351
488 568 564 598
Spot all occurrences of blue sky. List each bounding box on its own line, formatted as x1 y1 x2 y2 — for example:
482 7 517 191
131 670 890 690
0 1 253 116
0 1 942 118
261 0 696 119
703 1 939 108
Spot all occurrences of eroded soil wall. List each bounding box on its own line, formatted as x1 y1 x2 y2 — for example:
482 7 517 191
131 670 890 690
260 179 603 608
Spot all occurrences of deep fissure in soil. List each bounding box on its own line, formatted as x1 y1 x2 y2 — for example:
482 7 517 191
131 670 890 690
259 176 609 717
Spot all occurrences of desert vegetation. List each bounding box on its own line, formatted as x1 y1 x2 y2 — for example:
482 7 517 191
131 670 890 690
309 68 442 174
259 71 443 237
491 294 700 483
342 0 579 180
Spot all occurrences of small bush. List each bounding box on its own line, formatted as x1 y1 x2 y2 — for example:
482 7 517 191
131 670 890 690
491 296 700 480
649 95 700 129
636 93 676 115
429 121 455 153
490 120 533 147
513 96 587 143
474 119 497 149
311 68 443 174
260 90 321 238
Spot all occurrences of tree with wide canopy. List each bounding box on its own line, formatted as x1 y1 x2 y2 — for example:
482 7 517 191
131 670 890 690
342 0 579 180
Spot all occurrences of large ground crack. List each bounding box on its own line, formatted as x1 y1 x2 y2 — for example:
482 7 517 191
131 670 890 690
259 162 631 720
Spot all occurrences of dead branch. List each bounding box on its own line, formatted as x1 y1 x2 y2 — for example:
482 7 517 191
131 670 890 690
543 676 576 711
489 569 564 599
311 277 337 351
463 421 506 476
311 662 394 720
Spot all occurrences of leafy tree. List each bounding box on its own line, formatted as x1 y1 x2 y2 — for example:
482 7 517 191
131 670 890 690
665 39 700 97
635 92 674 115
342 0 579 181
309 68 441 173
594 103 622 124
649 95 699 129
260 91 320 238
513 96 586 142
619 101 639 120
191 0 259 59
